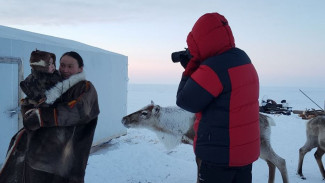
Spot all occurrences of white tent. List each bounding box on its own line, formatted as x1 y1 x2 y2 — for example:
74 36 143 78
0 25 128 164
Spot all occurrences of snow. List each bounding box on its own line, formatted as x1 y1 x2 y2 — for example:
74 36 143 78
85 84 325 183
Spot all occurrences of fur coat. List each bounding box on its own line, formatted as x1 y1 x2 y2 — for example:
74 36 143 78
0 72 100 182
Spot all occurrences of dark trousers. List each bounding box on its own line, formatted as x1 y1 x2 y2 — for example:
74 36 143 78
24 164 84 183
198 161 252 183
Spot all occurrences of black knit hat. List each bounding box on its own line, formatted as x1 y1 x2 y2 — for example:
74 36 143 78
30 49 56 73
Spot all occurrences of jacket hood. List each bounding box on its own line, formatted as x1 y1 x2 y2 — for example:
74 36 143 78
186 12 235 63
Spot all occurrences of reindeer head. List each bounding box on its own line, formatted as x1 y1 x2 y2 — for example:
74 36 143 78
122 101 161 128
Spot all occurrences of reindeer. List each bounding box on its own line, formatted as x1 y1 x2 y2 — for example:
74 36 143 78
297 115 325 180
122 101 289 183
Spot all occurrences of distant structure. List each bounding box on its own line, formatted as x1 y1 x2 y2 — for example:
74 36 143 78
0 25 128 164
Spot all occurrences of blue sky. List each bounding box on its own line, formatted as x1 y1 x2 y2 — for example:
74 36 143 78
1 0 325 87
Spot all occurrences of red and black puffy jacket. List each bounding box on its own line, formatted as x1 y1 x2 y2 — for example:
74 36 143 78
176 13 260 167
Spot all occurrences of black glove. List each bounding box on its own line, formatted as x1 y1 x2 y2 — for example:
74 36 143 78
180 59 190 69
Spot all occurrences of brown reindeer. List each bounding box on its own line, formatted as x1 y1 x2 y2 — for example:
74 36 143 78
297 115 325 180
122 101 289 183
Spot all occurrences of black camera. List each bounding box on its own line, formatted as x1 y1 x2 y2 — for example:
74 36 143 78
171 48 192 63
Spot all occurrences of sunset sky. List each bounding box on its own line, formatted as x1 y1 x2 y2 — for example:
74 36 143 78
1 0 325 87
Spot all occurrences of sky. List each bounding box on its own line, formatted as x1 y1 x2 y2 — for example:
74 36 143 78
1 0 325 87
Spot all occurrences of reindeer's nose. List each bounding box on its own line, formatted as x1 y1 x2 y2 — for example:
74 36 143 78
121 117 126 124
121 117 129 127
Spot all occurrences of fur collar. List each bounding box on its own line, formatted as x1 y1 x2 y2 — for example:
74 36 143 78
45 72 86 104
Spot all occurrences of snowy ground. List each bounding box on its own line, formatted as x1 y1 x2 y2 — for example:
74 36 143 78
85 84 325 183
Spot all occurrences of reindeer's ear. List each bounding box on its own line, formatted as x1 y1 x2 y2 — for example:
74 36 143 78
153 105 160 115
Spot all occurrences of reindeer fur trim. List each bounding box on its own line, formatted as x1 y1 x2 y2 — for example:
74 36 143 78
30 60 47 67
45 72 86 104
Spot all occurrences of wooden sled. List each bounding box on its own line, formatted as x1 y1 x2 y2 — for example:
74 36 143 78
293 109 325 120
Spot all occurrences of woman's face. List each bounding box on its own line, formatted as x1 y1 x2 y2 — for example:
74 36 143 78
59 55 83 79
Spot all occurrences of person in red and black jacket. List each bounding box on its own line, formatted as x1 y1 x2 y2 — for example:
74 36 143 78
176 12 260 183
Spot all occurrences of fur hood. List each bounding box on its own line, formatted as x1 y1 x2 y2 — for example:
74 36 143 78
30 49 56 73
45 72 86 104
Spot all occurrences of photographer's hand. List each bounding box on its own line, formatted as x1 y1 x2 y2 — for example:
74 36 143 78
180 59 189 69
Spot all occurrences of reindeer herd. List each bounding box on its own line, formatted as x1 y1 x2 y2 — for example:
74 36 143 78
121 101 325 183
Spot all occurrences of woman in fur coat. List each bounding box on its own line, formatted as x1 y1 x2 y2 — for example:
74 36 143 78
0 51 100 183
